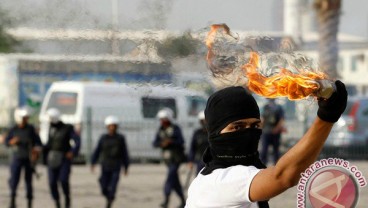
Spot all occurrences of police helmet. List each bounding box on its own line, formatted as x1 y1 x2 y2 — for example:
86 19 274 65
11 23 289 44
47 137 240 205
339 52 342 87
156 108 174 121
104 115 120 126
14 108 30 124
47 108 61 123
197 110 205 120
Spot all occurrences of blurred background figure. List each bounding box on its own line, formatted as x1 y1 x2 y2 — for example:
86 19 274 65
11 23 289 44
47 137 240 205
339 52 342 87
5 107 42 208
43 108 81 208
188 110 208 175
91 115 130 208
153 108 186 208
260 98 285 165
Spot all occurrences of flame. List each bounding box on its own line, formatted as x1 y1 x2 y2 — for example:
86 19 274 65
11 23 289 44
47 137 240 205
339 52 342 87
243 52 327 100
206 24 328 100
206 24 233 67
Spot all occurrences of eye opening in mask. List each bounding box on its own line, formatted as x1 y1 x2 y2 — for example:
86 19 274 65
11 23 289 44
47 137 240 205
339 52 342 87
220 118 261 134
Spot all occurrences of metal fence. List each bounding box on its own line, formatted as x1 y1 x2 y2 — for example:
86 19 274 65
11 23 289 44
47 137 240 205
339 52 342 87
1 103 367 165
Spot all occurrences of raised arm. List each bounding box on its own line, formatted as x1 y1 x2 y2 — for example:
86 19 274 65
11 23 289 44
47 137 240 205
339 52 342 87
249 80 348 202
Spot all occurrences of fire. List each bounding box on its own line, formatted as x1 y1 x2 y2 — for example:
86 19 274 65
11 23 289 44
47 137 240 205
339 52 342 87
206 24 233 67
206 24 328 100
243 52 327 100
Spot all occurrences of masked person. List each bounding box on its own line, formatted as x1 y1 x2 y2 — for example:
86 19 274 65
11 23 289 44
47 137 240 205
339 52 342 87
5 108 42 208
188 111 209 174
43 108 81 208
260 98 285 165
185 82 347 208
91 115 130 208
153 108 186 208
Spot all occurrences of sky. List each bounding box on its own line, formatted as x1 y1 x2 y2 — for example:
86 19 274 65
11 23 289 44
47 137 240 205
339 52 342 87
2 0 368 37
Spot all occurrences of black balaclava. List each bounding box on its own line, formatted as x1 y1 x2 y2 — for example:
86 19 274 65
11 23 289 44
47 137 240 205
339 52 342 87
201 86 269 208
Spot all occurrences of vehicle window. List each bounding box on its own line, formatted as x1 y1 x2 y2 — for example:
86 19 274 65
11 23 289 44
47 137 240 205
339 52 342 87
187 96 207 116
141 97 177 118
46 92 78 115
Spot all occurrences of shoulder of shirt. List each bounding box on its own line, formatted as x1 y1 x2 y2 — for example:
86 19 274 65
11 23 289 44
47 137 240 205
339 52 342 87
173 124 183 131
210 165 260 176
9 126 17 131
26 124 36 128
117 133 125 139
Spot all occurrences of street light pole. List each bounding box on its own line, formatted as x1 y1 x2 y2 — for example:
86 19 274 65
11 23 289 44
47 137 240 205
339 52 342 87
111 0 120 56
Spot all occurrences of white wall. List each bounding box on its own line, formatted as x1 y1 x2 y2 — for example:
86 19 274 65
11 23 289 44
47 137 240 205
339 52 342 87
0 57 19 127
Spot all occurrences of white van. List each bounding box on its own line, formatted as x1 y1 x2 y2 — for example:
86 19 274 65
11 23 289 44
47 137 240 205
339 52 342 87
39 81 208 162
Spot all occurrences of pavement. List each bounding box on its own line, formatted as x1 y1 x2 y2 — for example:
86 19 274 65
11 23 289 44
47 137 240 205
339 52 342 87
0 161 367 208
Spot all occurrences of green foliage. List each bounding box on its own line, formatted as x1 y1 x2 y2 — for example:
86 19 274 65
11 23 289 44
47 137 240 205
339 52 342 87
157 32 201 59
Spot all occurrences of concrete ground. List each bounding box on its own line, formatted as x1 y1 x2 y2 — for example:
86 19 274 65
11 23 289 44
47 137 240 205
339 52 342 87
0 161 367 208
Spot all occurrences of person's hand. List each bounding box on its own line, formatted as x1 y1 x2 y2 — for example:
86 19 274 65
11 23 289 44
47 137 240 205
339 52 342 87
65 151 74 160
9 137 19 146
123 169 128 176
160 138 172 148
31 148 41 162
188 162 194 170
317 80 348 123
271 126 282 134
91 165 95 173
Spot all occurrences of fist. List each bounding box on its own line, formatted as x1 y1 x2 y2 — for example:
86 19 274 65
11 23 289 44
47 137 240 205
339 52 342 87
65 152 74 160
9 137 19 146
317 80 348 123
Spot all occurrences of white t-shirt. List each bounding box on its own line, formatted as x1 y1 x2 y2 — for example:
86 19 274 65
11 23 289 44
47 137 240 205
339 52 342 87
185 165 261 208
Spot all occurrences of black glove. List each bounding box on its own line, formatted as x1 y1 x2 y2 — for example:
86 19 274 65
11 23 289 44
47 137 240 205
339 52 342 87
317 80 348 123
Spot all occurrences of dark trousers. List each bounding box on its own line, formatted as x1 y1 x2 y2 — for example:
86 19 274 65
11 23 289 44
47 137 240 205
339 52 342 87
8 158 33 199
164 163 184 198
47 160 71 201
261 133 281 165
99 166 121 200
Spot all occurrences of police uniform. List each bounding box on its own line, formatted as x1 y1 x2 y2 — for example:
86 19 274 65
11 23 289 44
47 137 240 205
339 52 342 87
153 123 186 208
91 133 130 203
260 100 284 164
5 124 42 208
44 121 80 208
189 128 209 174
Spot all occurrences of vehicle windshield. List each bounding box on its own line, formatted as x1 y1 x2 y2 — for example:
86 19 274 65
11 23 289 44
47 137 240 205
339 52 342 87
186 96 207 116
46 92 78 115
141 97 177 118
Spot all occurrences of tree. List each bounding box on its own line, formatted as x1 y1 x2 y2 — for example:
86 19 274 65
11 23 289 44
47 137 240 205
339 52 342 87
0 8 18 53
157 32 201 59
314 0 341 79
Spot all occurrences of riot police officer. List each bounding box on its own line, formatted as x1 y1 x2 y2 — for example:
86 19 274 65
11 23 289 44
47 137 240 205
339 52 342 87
91 115 130 208
5 107 42 208
188 111 209 174
43 108 81 208
153 108 186 208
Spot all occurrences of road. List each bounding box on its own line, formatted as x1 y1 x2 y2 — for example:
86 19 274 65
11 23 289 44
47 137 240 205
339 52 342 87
0 161 367 208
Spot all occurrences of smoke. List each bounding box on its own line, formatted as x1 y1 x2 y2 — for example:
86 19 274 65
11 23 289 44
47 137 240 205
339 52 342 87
206 28 323 89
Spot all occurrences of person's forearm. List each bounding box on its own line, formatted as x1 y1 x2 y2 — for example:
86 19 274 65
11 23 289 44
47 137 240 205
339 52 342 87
277 119 284 129
274 117 333 185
